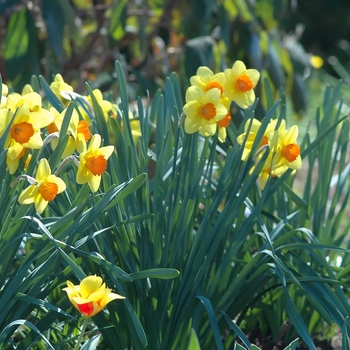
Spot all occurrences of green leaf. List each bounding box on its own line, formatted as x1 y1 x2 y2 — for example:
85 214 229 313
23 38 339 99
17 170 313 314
234 343 248 350
4 8 40 90
130 268 180 280
221 311 251 349
108 0 128 46
0 320 55 350
196 296 224 350
187 329 201 350
81 334 101 350
42 0 65 58
39 75 65 112
284 338 300 350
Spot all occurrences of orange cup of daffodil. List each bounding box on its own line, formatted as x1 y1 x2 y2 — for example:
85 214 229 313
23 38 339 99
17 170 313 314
63 275 125 317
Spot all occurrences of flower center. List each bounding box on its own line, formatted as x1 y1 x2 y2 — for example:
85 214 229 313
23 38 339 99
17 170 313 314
198 103 216 121
86 155 107 175
236 75 254 92
39 182 59 201
47 123 59 134
259 135 268 149
10 122 34 144
281 143 300 162
78 120 91 142
206 81 223 95
78 301 94 316
217 113 231 128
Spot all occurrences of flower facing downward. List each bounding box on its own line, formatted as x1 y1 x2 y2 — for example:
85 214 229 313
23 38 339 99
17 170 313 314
63 275 125 317
76 134 114 192
224 60 260 109
18 158 66 214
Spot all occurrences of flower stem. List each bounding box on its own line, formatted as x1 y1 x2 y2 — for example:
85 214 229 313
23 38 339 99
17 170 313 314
74 317 89 350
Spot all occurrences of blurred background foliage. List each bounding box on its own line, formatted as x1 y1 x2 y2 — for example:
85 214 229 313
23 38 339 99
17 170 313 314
2 0 350 122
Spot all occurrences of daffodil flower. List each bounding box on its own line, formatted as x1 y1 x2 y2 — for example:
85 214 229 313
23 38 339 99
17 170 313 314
48 107 89 158
6 142 26 174
76 134 114 192
63 275 125 317
50 74 74 105
190 66 226 96
18 158 66 214
269 125 302 175
216 96 232 143
183 86 227 137
236 118 286 161
0 102 54 152
224 60 260 109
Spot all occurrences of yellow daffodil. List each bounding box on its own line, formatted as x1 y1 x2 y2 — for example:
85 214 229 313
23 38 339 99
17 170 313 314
1 83 8 108
18 158 66 214
310 55 323 69
224 60 260 109
130 118 142 144
217 113 231 143
236 118 286 161
183 86 227 137
269 125 302 175
6 143 26 174
21 84 34 95
6 91 52 120
76 134 114 192
78 89 115 125
63 275 125 317
50 74 74 105
0 103 53 150
1 83 8 97
48 107 89 158
190 66 226 96
216 96 232 143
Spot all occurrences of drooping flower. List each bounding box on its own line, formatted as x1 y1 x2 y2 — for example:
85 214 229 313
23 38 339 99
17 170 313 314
224 60 260 109
76 134 114 192
190 66 226 96
183 86 227 137
18 158 66 214
236 118 286 161
63 275 125 317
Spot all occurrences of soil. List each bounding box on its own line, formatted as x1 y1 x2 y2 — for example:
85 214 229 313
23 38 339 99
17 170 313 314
231 329 339 350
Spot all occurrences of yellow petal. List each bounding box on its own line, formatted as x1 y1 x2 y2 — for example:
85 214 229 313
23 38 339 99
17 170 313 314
87 173 102 193
18 185 37 204
36 159 52 182
34 194 49 214
186 86 204 103
231 60 247 75
98 292 125 309
80 276 103 299
98 145 114 159
184 117 200 134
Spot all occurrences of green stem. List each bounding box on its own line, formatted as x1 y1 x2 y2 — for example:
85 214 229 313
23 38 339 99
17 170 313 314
75 317 89 350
